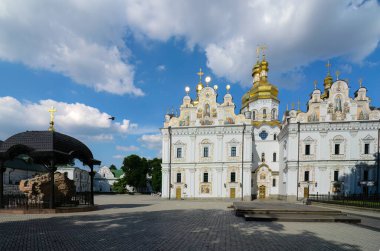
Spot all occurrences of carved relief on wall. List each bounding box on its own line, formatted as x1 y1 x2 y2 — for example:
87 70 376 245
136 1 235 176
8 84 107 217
197 109 202 118
179 112 190 126
344 102 350 113
200 184 211 194
328 103 333 114
211 108 217 118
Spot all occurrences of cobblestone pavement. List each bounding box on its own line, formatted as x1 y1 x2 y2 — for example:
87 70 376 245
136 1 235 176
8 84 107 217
0 195 379 251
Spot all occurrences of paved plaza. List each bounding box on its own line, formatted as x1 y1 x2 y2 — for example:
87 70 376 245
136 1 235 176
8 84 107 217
0 195 379 251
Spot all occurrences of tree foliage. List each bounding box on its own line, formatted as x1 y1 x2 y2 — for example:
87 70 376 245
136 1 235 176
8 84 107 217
149 158 162 192
109 164 117 171
121 154 149 190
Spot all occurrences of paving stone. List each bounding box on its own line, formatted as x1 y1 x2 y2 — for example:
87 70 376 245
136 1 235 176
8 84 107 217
0 195 379 251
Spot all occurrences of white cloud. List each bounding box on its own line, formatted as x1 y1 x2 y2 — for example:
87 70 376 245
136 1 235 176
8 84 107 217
0 96 147 141
112 155 125 159
124 0 380 88
1 1 379 92
116 145 140 152
156 65 166 72
138 134 162 150
0 1 143 96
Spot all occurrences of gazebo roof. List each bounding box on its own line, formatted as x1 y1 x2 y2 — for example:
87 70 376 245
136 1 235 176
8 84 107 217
0 131 101 167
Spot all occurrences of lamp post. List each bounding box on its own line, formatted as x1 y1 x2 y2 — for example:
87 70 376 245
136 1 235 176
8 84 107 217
168 126 172 200
241 123 246 201
296 122 300 201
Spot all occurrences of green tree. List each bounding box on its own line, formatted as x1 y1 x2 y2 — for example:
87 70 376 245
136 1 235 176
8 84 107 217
149 158 162 192
121 154 149 191
112 177 127 193
109 164 117 171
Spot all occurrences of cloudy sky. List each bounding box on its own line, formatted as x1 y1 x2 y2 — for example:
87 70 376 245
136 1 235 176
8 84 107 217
0 0 380 168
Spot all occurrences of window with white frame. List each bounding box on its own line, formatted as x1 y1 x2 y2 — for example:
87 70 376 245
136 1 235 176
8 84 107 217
203 172 209 182
203 147 209 157
231 146 237 157
364 143 369 154
176 147 182 158
230 172 236 182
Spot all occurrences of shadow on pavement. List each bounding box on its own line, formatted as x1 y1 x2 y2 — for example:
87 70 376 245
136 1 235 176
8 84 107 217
0 208 368 250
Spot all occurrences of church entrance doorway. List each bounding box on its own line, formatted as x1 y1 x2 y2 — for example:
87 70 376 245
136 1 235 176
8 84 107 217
259 185 266 199
230 188 235 199
176 187 181 199
304 187 309 198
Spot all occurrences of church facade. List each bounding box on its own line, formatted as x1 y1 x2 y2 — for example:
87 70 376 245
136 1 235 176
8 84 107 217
161 55 380 201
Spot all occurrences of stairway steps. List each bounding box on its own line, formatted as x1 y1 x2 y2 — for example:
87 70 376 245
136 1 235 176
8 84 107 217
243 213 361 223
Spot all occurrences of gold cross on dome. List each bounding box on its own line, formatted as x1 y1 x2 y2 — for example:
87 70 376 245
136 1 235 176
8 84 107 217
335 70 340 80
259 45 267 58
256 46 260 60
291 102 295 110
326 60 331 75
197 68 204 83
359 78 363 88
48 106 57 131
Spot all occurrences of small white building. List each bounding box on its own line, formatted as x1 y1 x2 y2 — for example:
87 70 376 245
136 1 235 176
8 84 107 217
94 166 124 192
56 166 91 192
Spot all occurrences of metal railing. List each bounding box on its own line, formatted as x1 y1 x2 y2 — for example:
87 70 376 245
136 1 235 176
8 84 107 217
309 193 380 209
2 192 91 209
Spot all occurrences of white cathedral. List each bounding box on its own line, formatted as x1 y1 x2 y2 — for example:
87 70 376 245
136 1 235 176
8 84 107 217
161 54 380 201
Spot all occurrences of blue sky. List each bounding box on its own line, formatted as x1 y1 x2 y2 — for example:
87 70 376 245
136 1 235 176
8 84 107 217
0 0 380 169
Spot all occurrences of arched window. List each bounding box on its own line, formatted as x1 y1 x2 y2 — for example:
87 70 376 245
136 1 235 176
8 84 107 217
335 96 342 112
252 111 256 120
263 109 267 119
204 104 210 117
261 153 265 162
273 152 277 162
273 134 277 141
271 109 276 120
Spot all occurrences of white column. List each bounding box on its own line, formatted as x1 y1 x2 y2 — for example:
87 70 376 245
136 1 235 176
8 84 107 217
189 168 195 198
216 167 223 197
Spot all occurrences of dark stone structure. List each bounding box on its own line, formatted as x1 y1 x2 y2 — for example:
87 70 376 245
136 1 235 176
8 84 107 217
0 131 100 209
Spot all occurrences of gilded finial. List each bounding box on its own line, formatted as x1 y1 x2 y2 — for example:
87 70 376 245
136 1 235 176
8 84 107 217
297 100 300 111
48 106 57 131
291 102 295 110
256 46 260 61
359 78 363 88
313 80 317 90
259 45 267 59
326 60 331 76
197 68 204 83
335 70 340 80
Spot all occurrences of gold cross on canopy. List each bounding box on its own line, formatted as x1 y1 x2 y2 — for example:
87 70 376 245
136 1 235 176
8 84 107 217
326 60 331 75
48 106 57 131
197 68 204 83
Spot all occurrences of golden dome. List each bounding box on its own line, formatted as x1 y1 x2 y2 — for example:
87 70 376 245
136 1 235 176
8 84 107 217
242 58 279 109
321 74 333 99
252 61 261 77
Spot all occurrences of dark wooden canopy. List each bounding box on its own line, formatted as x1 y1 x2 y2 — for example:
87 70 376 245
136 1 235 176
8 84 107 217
0 131 100 166
0 131 101 208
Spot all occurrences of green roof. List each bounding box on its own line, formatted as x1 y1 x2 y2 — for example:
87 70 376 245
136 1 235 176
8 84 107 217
112 169 124 178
